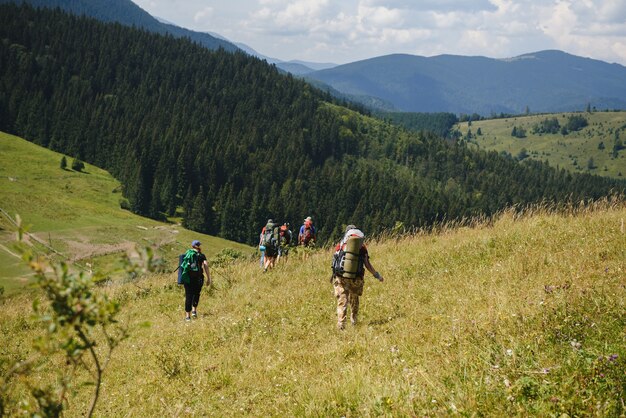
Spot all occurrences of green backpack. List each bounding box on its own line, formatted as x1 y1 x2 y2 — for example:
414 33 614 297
179 249 200 284
261 222 279 251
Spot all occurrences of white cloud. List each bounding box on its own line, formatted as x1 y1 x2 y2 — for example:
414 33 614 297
193 6 213 24
130 0 626 65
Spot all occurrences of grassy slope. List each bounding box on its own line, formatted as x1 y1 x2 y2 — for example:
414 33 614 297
455 111 626 178
0 131 252 293
1 200 624 416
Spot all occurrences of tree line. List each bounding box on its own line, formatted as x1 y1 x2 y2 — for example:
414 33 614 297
0 3 623 245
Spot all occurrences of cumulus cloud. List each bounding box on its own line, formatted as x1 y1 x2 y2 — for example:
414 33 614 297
362 0 496 12
131 0 626 65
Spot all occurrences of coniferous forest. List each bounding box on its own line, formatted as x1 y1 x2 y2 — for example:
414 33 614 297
1 3 623 245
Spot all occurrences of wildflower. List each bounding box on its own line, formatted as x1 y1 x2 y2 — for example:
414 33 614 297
506 349 513 356
609 354 618 361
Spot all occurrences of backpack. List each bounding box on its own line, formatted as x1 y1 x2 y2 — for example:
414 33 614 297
280 225 292 246
332 229 365 279
261 222 278 251
178 249 200 284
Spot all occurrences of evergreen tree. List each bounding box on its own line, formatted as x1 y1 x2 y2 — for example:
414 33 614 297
71 158 84 172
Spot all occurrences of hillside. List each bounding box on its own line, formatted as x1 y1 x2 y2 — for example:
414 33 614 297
454 111 626 179
306 51 626 114
1 3 623 248
0 0 239 52
1 200 624 416
0 131 252 294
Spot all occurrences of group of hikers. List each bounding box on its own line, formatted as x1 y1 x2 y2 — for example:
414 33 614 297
258 216 317 272
177 217 384 330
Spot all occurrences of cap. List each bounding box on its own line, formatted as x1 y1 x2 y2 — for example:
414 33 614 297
191 240 201 247
345 224 357 233
304 216 312 222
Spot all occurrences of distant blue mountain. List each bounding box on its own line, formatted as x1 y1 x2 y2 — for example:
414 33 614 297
1 0 239 52
305 50 626 114
210 36 337 75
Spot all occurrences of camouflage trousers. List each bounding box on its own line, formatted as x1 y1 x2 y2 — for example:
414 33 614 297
333 275 364 329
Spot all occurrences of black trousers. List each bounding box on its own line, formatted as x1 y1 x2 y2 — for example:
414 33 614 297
183 276 204 312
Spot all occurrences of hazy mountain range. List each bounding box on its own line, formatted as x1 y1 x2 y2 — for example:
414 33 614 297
304 51 626 114
4 0 626 115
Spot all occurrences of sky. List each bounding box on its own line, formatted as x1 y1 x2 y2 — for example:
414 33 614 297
131 0 626 66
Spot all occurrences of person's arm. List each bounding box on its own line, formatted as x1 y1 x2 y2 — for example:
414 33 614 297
203 260 211 286
364 255 383 282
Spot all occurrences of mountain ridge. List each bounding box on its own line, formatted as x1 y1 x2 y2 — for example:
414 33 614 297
306 50 626 114
0 0 239 52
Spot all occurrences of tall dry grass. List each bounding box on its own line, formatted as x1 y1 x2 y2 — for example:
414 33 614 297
1 198 624 416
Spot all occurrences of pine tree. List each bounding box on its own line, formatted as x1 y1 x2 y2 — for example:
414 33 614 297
71 158 84 172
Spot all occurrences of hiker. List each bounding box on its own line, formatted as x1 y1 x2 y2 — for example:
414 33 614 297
259 219 279 271
259 243 266 268
298 216 317 247
331 225 383 330
258 229 266 268
182 240 211 322
277 222 292 263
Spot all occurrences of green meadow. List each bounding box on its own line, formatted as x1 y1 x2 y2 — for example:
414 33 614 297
0 131 252 294
455 111 626 178
1 130 624 416
1 196 624 416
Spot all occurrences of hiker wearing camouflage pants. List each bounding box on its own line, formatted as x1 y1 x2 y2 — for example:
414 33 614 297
332 225 383 330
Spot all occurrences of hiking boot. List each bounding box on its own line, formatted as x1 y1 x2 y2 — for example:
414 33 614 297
191 311 197 319
184 317 191 322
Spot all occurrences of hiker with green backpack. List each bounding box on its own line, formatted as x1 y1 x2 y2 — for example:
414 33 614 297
179 240 211 322
331 225 383 330
259 219 280 272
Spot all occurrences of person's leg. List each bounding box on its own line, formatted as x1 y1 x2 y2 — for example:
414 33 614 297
349 278 364 326
349 294 360 325
183 283 193 320
333 278 348 330
191 279 203 317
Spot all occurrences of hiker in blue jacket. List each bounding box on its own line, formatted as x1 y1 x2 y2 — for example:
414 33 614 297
298 216 317 247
